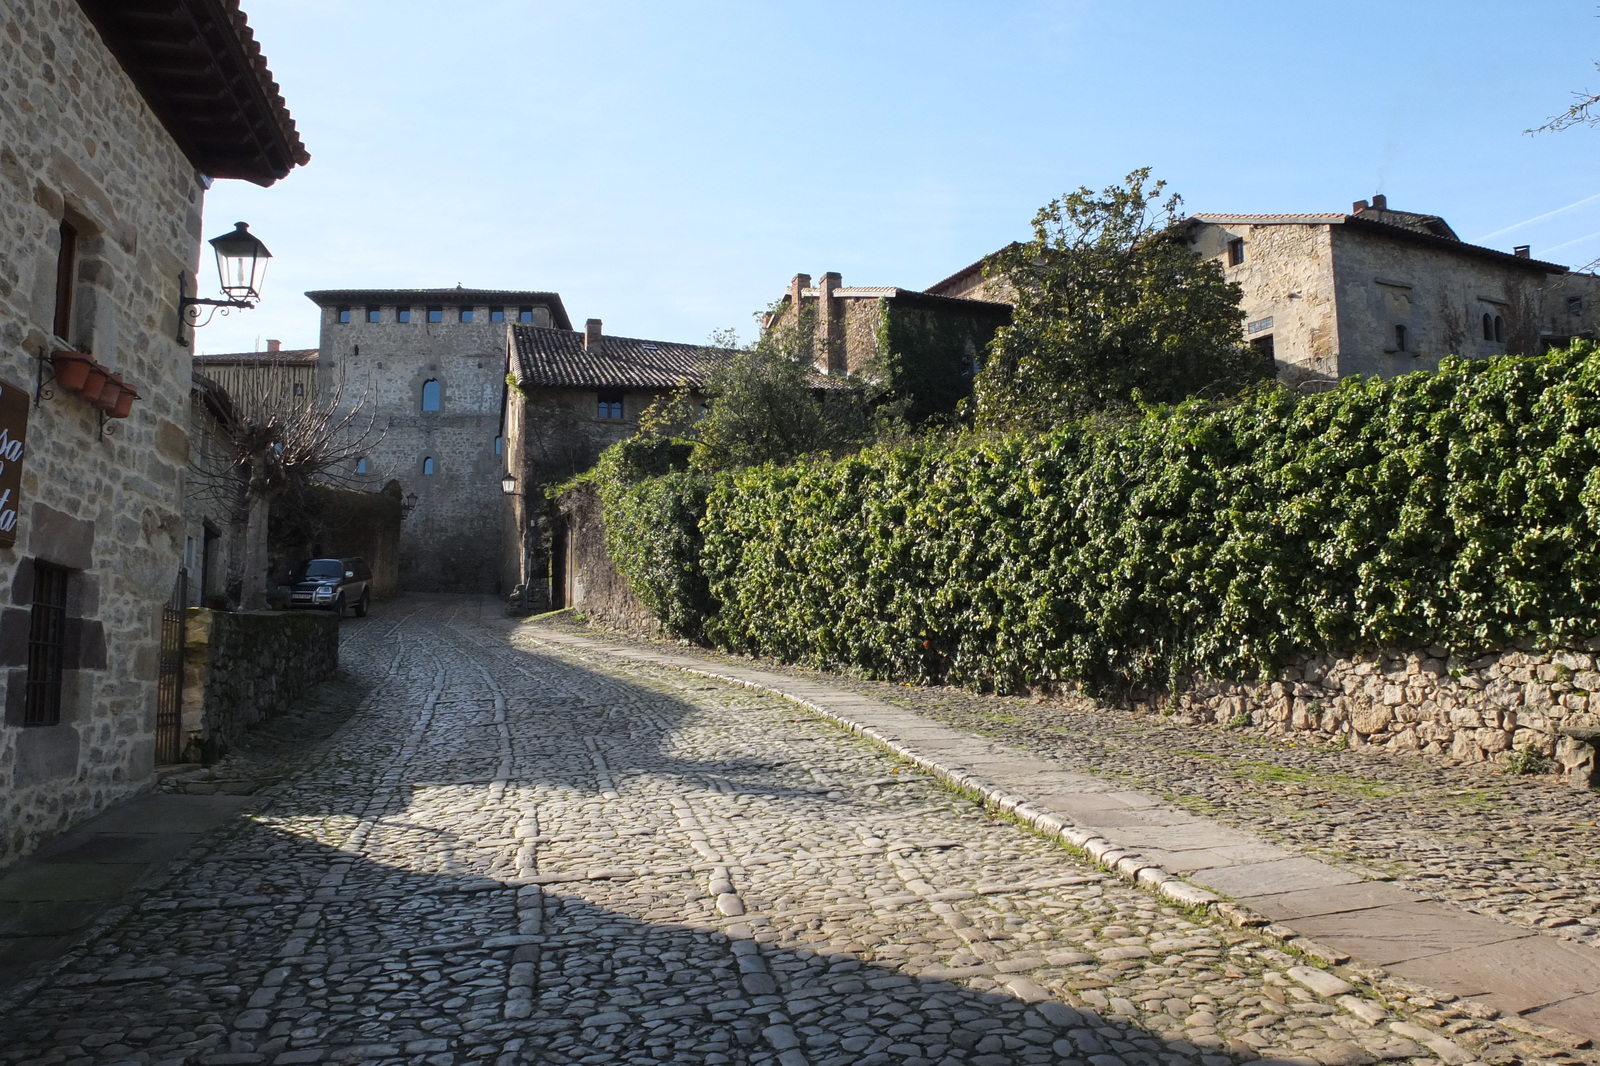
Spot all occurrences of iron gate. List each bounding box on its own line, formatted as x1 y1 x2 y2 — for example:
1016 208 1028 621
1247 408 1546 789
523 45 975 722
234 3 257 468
155 569 187 765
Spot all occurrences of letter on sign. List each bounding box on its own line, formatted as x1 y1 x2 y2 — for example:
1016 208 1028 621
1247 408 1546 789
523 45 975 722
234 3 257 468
0 379 29 547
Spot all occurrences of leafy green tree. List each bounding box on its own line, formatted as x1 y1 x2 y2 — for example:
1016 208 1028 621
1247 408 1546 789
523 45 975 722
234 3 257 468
971 168 1270 429
690 322 871 471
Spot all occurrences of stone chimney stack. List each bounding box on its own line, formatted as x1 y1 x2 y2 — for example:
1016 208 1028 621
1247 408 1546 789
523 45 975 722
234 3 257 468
1352 199 1369 214
584 318 602 350
788 272 812 313
1514 245 1531 258
267 338 281 352
1371 193 1387 210
818 272 844 375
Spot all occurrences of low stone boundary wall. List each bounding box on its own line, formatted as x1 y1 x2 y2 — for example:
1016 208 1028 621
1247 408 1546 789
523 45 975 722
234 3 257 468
182 609 339 762
554 483 660 636
1173 644 1600 783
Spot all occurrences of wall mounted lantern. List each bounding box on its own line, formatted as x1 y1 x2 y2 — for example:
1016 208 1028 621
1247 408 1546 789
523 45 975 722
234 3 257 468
500 473 519 496
400 491 419 520
177 222 272 345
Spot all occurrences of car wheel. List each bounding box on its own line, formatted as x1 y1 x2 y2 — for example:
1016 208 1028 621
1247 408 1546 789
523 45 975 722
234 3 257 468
354 592 369 618
333 594 345 617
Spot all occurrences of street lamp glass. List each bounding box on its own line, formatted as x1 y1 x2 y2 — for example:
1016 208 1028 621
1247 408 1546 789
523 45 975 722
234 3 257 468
500 473 518 496
208 221 271 301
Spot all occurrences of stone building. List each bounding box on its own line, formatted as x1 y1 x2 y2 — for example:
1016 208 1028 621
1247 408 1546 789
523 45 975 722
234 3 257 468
0 0 305 866
305 288 570 593
502 319 723 604
1186 196 1600 384
761 273 1011 423
928 196 1600 386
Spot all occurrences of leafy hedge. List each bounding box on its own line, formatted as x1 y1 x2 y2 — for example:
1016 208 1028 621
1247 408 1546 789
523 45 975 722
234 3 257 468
595 345 1600 694
584 438 714 639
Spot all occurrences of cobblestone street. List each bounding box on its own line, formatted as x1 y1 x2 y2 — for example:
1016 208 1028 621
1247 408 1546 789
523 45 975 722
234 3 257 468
0 597 1592 1066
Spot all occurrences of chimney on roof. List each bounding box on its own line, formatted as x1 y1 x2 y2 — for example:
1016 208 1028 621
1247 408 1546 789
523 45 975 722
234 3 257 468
584 318 602 349
788 273 811 308
267 339 281 353
1371 194 1387 210
819 272 844 375
1514 245 1531 258
1352 199 1369 214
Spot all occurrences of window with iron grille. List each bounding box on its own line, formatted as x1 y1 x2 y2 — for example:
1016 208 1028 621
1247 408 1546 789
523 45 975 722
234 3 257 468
24 561 69 727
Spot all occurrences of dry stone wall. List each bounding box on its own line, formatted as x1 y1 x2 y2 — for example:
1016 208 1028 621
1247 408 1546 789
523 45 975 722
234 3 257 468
1174 643 1600 784
181 609 339 763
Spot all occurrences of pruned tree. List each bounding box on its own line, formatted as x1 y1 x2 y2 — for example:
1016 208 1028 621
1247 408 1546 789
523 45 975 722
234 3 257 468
189 365 379 610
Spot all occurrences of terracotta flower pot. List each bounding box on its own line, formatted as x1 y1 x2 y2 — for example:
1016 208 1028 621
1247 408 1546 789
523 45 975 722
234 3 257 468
79 363 109 400
50 350 94 392
108 382 138 419
90 375 123 412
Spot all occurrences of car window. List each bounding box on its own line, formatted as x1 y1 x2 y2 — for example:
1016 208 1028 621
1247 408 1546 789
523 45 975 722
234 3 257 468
295 559 344 581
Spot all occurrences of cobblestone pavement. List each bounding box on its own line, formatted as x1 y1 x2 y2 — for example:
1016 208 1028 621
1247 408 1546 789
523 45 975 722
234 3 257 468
555 617 1600 954
2 597 1593 1066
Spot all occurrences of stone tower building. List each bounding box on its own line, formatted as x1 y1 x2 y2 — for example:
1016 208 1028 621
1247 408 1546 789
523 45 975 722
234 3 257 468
306 288 570 592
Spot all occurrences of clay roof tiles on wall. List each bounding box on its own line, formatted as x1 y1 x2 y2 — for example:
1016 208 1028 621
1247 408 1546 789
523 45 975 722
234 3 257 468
510 326 729 390
76 0 307 185
194 348 319 364
509 326 856 392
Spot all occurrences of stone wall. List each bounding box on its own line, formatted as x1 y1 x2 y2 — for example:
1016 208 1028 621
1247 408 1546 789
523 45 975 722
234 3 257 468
553 483 658 634
0 0 211 868
181 609 339 762
1173 643 1600 783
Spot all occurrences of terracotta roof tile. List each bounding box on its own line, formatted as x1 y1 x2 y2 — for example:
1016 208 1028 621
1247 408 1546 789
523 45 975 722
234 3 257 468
510 326 729 390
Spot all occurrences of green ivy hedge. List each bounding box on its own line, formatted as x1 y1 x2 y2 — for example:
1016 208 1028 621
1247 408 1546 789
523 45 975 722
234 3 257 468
595 345 1600 694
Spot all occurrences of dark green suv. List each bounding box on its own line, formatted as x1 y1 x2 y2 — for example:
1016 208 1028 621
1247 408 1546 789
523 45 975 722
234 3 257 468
287 557 372 616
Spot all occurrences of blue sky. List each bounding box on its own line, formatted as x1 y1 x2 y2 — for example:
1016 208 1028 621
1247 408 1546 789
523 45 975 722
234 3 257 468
196 0 1600 354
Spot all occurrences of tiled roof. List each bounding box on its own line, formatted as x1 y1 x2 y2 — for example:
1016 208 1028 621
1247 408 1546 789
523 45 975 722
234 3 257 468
1190 213 1348 224
76 0 307 185
194 348 319 363
510 326 730 390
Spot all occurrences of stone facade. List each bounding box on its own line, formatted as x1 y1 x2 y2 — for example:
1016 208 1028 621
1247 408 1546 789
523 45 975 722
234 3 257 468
0 0 304 867
182 373 247 608
306 289 569 593
180 608 338 763
1173 643 1600 784
1187 196 1600 385
764 272 1009 375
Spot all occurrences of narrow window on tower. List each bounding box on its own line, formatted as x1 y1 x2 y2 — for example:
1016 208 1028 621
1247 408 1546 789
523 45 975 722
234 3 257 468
397 307 412 323
459 308 474 323
421 379 441 412
422 456 436 476
1227 237 1245 266
490 307 505 323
